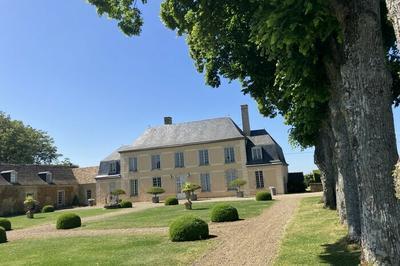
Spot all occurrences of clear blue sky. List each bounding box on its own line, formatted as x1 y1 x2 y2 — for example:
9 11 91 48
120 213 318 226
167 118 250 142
0 1 399 173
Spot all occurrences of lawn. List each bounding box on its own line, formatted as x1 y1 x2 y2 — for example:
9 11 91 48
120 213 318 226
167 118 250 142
2 208 120 230
274 197 360 265
83 200 273 229
0 234 213 265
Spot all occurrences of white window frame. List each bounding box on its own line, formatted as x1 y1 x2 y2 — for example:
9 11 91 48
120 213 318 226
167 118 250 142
175 152 185 168
109 162 117 174
129 157 138 172
251 147 263 160
224 147 235 163
255 170 265 188
57 190 65 207
199 149 209 166
200 173 211 192
130 179 139 196
151 155 161 170
152 177 162 187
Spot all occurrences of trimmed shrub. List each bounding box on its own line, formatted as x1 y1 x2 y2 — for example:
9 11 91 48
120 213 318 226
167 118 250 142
119 201 133 208
169 215 209 242
42 205 55 213
256 191 272 201
165 197 179 206
0 227 6 243
210 204 239 222
0 219 11 231
56 213 81 229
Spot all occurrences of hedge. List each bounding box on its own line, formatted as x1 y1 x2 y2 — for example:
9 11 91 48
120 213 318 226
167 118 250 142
256 191 272 201
42 205 55 213
210 204 239 222
0 227 6 243
165 197 179 206
0 218 11 231
56 213 81 229
119 201 133 208
169 215 209 242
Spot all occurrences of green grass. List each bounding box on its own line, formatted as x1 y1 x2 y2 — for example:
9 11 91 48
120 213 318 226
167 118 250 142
274 197 360 265
0 234 213 265
2 208 120 230
83 200 273 229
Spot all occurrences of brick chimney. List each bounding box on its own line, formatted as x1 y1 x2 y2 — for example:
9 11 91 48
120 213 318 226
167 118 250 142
241 105 251 136
164 117 172 125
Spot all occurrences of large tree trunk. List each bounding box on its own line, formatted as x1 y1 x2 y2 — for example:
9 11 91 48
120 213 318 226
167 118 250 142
314 122 337 210
385 0 400 45
332 0 400 263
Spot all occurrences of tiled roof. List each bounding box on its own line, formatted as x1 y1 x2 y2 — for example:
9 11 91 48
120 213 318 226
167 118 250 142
72 166 98 184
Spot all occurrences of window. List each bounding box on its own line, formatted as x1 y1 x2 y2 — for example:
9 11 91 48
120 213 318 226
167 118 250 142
10 171 17 183
255 171 265 188
199 150 209 166
251 147 263 160
129 157 138 172
225 169 237 191
175 152 185 168
109 182 116 193
151 155 161 170
57 190 65 206
109 162 117 174
200 173 211 192
224 147 235 163
152 177 162 187
86 190 92 200
130 179 139 196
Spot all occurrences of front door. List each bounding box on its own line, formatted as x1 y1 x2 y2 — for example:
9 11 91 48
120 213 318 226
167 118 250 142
176 175 186 199
57 190 65 207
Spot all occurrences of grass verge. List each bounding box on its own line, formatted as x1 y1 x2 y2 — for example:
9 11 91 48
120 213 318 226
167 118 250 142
83 200 273 229
274 197 360 265
0 234 213 265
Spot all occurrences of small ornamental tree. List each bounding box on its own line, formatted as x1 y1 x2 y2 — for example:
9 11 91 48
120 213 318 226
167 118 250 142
111 189 126 203
230 179 247 197
393 161 400 199
23 196 39 219
146 187 165 203
182 183 201 210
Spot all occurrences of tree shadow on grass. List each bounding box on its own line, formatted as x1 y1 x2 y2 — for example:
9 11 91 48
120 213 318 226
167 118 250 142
319 236 360 265
190 208 209 211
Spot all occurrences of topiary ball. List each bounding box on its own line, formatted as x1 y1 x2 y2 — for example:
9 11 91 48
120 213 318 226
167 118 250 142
169 215 209 242
119 201 133 208
164 197 179 206
42 205 55 213
256 191 272 201
0 218 11 231
0 227 6 243
210 204 239 222
56 213 81 229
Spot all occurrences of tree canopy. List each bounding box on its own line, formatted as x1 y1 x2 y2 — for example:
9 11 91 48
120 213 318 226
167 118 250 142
0 112 61 164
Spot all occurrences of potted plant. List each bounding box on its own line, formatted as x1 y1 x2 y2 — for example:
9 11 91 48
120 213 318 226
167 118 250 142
230 178 247 197
24 196 39 219
146 187 165 203
182 183 201 209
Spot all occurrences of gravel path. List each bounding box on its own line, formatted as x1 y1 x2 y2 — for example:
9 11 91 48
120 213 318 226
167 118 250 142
193 192 321 266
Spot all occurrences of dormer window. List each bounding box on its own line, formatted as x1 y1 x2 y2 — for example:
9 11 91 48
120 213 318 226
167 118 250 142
251 147 263 160
109 162 117 174
1 170 18 184
38 172 53 184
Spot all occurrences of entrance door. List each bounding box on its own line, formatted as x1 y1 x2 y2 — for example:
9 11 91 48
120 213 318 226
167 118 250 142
176 175 186 199
57 190 65 207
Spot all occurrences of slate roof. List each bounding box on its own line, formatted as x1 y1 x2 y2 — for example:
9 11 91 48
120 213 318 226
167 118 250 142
246 129 287 165
72 166 98 184
120 118 245 152
0 164 78 186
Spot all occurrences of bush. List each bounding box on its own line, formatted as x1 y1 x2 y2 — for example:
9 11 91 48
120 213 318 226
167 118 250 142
146 187 165 196
42 205 55 213
256 191 272 201
0 227 6 243
165 197 179 206
0 218 11 231
210 204 239 222
119 201 132 208
169 215 209 242
56 213 81 229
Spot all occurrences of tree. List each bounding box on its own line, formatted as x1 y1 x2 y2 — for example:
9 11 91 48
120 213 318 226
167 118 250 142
0 112 61 164
111 189 126 203
182 182 201 210
87 0 400 263
23 196 39 219
229 179 247 193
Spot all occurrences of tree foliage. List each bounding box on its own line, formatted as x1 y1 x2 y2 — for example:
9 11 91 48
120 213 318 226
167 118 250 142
0 112 61 164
